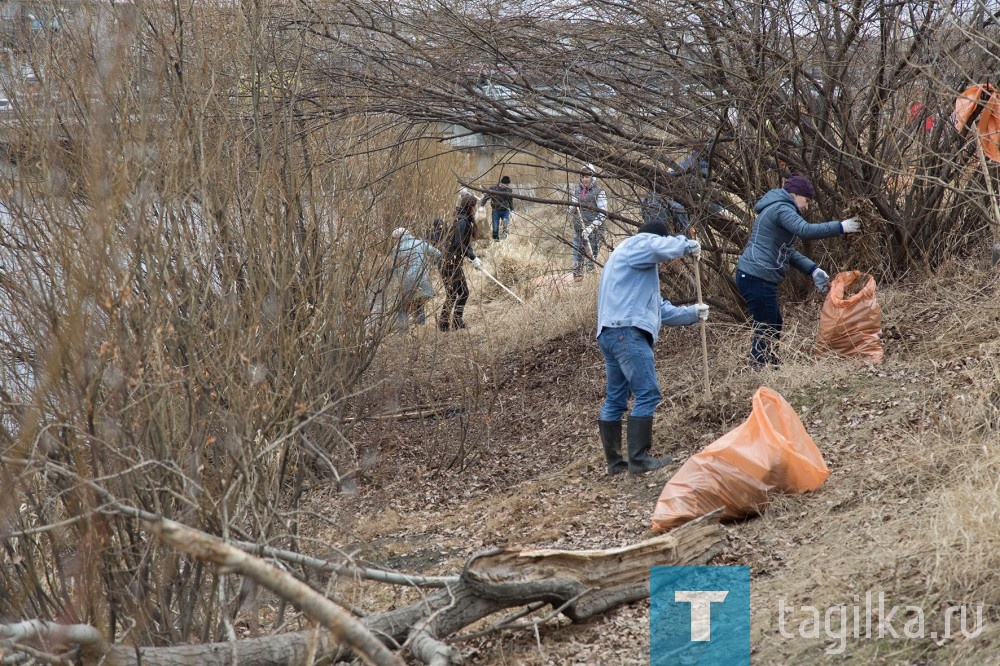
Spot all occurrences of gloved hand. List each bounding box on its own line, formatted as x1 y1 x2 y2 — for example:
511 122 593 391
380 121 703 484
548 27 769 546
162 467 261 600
581 225 592 242
811 266 830 293
695 303 710 321
687 239 702 260
471 257 483 271
840 217 861 234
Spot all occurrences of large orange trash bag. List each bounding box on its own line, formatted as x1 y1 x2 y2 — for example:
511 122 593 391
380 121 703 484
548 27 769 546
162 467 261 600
815 271 883 363
954 84 995 133
978 92 1000 162
953 83 1000 162
651 387 829 532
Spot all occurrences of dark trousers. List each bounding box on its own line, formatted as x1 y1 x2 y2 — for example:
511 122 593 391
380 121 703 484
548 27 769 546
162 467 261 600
736 271 782 367
440 263 469 329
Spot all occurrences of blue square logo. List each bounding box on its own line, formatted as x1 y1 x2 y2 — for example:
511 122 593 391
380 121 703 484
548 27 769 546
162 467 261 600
650 566 750 665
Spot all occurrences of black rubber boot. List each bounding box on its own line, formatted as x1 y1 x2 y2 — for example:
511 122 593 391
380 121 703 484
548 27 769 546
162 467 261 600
626 415 672 474
598 420 627 475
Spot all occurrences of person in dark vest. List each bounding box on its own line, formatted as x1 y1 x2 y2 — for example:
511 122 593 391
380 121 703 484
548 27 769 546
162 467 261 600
482 175 515 241
567 163 607 278
439 190 483 331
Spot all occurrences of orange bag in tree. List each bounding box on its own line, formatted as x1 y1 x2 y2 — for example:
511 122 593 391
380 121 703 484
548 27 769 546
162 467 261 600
815 271 883 363
651 387 829 532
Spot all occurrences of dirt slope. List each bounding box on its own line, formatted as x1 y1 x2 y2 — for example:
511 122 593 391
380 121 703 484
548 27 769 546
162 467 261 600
305 249 1000 665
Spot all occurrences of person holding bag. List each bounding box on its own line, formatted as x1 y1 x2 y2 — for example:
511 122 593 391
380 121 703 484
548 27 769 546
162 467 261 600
735 176 862 368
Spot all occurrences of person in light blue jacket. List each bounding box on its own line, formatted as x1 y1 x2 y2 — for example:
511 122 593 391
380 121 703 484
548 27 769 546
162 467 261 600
596 220 709 475
391 227 442 327
735 176 862 367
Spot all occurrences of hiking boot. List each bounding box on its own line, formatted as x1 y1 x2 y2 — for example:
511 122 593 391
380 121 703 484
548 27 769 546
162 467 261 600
626 415 672 474
598 419 627 475
438 319 451 332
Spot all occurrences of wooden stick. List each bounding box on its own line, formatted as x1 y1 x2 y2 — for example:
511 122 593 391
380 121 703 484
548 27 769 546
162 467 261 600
692 256 712 401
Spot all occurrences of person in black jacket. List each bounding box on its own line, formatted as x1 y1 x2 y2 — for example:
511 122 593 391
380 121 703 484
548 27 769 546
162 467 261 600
440 191 483 331
482 175 514 241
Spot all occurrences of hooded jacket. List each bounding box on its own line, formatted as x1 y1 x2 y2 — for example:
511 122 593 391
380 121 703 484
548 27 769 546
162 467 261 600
393 231 441 300
736 188 843 284
597 233 700 344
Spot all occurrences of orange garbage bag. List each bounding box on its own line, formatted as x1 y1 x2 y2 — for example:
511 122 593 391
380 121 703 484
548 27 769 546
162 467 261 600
954 84 995 133
978 92 1000 163
651 387 829 532
954 84 1000 162
815 271 883 363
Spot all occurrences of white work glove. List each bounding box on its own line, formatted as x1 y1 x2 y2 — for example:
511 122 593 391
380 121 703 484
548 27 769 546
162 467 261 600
840 217 861 234
811 266 831 294
687 239 702 260
695 303 710 321
471 257 483 271
581 225 592 242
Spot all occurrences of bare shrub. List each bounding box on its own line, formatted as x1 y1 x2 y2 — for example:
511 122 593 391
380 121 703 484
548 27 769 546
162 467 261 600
0 0 469 649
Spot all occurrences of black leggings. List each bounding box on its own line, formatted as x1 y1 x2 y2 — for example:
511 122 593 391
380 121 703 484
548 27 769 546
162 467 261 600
441 264 469 328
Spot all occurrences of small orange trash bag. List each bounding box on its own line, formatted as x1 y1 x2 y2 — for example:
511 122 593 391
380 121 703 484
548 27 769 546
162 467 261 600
815 270 883 363
651 387 829 532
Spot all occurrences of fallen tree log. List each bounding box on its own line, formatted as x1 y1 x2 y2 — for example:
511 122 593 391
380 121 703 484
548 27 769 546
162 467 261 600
13 512 724 666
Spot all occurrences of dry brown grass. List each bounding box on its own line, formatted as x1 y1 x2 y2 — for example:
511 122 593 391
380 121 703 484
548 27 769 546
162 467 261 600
339 239 1000 664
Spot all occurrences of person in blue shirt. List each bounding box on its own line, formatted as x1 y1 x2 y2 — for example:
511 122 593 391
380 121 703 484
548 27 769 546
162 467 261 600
735 175 862 367
596 220 708 475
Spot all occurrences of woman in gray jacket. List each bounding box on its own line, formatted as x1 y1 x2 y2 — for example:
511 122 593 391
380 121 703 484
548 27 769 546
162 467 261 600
735 176 861 367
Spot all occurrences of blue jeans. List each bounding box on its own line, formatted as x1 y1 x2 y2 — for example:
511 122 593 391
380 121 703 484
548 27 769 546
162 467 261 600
597 327 661 420
736 271 782 367
572 226 601 272
492 210 511 239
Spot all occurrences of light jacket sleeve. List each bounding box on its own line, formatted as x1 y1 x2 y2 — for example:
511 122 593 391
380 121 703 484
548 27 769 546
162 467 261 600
774 206 843 240
660 300 700 327
625 234 693 269
592 190 608 226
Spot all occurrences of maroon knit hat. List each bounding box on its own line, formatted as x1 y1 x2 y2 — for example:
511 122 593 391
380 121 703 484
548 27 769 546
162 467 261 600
783 175 815 199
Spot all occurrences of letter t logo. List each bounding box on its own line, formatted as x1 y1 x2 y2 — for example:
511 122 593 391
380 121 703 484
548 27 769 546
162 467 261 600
674 591 729 641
